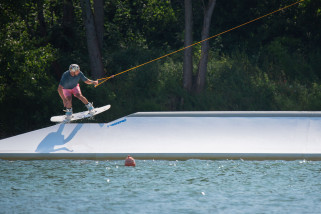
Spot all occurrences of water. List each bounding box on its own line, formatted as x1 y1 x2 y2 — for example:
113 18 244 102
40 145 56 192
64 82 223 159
1 159 321 213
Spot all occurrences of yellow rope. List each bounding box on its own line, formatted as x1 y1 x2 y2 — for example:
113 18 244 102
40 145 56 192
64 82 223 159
95 0 305 88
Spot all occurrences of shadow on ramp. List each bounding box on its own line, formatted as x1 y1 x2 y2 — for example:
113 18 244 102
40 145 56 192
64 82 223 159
35 124 83 153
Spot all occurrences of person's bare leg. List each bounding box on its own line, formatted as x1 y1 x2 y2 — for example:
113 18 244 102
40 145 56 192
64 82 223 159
65 96 73 119
74 93 89 105
65 96 72 108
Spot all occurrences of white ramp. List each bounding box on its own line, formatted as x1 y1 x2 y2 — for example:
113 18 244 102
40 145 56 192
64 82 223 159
1 111 321 160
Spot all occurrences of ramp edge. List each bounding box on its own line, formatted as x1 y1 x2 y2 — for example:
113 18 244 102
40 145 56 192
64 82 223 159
1 153 321 161
127 111 321 117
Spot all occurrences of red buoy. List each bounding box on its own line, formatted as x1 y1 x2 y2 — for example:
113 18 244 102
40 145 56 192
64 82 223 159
125 155 136 167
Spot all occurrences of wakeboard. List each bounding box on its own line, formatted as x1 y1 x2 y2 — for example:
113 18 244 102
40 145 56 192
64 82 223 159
50 104 111 123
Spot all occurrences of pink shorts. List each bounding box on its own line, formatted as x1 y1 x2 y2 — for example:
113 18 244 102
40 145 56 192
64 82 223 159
63 84 82 97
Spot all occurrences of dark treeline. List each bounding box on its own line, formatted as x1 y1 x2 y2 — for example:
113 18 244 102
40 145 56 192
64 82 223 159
1 0 321 139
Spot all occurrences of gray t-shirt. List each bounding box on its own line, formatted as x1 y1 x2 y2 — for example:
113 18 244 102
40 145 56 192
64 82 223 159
59 70 88 89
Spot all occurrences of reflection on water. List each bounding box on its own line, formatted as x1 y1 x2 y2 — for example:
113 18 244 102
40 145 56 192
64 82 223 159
0 159 320 213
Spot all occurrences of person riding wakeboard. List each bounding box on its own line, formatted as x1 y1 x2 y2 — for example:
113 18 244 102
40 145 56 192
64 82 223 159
57 64 98 120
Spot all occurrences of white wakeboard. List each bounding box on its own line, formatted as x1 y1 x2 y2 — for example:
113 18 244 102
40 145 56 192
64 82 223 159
50 104 111 123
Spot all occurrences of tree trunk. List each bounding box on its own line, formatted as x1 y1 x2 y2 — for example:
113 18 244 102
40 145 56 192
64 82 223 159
80 0 104 79
94 0 104 53
195 0 216 93
62 0 74 36
62 0 74 50
183 0 193 92
37 0 47 37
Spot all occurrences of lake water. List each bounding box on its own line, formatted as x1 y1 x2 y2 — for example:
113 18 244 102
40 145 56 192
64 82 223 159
1 159 320 213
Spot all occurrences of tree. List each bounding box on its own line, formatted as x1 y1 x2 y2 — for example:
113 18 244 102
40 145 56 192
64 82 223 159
36 0 47 37
80 0 104 79
94 0 104 53
62 0 75 50
195 0 216 93
183 0 193 92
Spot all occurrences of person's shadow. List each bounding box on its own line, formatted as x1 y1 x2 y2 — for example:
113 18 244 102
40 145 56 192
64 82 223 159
36 123 83 153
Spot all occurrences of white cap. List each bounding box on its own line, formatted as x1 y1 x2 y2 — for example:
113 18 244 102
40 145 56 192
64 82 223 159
69 64 80 72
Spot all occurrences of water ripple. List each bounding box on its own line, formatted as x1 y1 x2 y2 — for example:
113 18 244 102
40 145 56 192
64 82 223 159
1 159 321 213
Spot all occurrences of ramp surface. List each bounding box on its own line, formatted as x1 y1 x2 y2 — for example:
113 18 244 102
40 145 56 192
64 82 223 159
1 111 321 160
